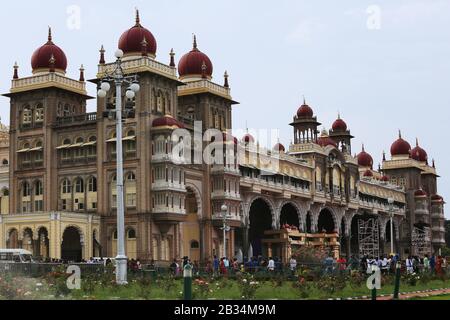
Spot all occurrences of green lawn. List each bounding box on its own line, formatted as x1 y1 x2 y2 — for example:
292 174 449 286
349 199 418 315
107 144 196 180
410 294 450 301
3 274 450 300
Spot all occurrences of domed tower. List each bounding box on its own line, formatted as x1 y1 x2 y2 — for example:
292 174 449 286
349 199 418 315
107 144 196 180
329 113 354 154
290 98 321 145
118 9 157 59
3 27 89 215
177 35 238 132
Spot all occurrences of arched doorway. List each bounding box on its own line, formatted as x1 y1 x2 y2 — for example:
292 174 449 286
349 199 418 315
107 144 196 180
306 213 312 233
37 227 49 260
93 230 102 258
7 229 19 249
318 209 335 233
249 198 272 257
184 187 201 262
22 228 34 254
61 227 82 262
340 219 348 258
350 216 359 257
280 203 299 229
126 228 137 260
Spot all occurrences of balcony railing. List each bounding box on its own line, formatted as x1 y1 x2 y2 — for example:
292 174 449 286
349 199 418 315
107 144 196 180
56 112 97 126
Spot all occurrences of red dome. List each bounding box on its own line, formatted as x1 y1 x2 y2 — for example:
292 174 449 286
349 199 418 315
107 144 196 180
414 189 427 198
332 116 347 132
431 194 444 202
31 28 67 73
273 143 286 152
317 136 337 148
380 175 389 182
152 115 184 129
363 169 373 177
178 36 213 79
297 104 314 118
391 132 411 156
357 145 373 168
222 132 238 145
118 11 157 56
410 139 428 162
242 133 255 144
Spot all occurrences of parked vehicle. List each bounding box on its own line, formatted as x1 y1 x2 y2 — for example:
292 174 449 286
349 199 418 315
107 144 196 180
0 249 34 263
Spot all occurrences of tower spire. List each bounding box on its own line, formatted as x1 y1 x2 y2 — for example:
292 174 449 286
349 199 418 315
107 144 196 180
362 143 365 152
79 64 85 82
224 71 229 88
416 137 419 147
48 26 52 42
383 150 386 161
303 95 306 105
169 48 176 67
99 45 105 64
135 8 141 27
399 129 402 139
13 62 19 80
193 34 198 50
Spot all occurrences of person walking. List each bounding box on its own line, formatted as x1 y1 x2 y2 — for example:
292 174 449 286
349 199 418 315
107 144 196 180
430 254 436 274
289 256 297 275
423 255 430 273
267 257 275 272
213 255 219 276
406 256 414 274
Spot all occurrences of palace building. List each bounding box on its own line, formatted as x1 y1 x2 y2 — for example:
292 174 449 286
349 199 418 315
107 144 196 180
0 11 446 263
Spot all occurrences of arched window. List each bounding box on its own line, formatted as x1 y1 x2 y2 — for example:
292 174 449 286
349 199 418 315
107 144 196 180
61 139 72 160
75 178 84 193
61 179 72 194
2 159 8 166
127 229 136 239
34 180 44 212
111 175 117 209
34 141 43 163
124 130 136 154
74 137 84 158
63 104 71 117
35 104 44 123
125 172 137 208
87 136 97 157
60 179 72 211
35 180 43 196
191 241 200 249
88 177 97 192
21 182 31 213
22 105 32 124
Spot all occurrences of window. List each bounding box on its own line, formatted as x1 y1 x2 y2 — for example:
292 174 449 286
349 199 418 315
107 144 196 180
35 181 43 196
87 136 97 157
22 182 31 197
75 178 84 193
61 179 71 194
127 229 136 239
191 241 200 249
88 177 97 192
35 105 44 123
61 139 71 160
74 138 84 158
2 159 8 166
63 104 70 117
35 141 43 163
23 107 32 124
126 172 137 208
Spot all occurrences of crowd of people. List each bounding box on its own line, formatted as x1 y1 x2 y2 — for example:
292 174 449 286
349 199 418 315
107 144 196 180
149 253 449 278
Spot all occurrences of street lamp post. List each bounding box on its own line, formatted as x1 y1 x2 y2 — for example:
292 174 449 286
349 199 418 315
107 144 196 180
221 204 230 259
388 198 395 256
97 49 140 285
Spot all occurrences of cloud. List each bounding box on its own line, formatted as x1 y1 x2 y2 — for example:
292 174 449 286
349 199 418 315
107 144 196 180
285 18 327 45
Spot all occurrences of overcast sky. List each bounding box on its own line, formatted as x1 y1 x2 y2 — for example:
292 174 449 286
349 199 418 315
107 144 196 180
0 0 448 216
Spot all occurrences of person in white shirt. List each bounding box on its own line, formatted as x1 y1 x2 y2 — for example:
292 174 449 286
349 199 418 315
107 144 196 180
268 257 275 272
406 256 414 274
289 256 297 274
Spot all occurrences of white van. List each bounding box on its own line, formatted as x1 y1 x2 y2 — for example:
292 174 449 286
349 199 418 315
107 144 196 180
0 249 34 263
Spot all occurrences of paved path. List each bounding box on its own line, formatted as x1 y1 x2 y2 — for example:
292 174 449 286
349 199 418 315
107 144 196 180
370 288 450 300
